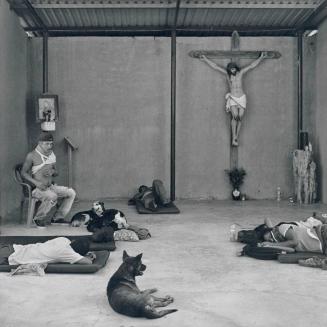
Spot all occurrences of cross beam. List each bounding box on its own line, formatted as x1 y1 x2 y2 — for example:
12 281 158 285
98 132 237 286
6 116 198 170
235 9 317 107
190 31 281 169
189 50 281 60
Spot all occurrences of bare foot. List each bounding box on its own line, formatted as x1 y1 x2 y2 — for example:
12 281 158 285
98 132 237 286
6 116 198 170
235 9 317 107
232 139 238 147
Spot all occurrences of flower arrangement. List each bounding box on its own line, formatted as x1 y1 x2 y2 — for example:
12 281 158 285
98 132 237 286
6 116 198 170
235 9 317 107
225 168 246 200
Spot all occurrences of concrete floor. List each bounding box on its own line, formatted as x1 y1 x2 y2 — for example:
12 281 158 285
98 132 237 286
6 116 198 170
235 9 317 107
1 199 327 327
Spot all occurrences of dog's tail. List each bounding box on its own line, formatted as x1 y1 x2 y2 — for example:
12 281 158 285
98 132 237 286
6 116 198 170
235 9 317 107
144 307 178 319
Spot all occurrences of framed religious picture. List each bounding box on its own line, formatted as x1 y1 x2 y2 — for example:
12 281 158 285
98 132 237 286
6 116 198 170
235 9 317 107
36 94 59 123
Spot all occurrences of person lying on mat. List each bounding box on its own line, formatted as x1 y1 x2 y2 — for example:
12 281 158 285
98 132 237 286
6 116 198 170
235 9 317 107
261 215 327 243
0 237 95 266
236 213 327 244
259 222 327 254
128 180 171 211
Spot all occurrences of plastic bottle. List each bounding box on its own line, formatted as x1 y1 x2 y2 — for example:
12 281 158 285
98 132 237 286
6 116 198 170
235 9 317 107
230 224 237 241
276 187 281 202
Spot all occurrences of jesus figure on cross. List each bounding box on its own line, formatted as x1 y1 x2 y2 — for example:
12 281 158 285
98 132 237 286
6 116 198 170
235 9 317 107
199 51 268 146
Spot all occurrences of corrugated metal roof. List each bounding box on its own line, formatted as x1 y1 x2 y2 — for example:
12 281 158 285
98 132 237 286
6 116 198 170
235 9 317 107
7 0 327 37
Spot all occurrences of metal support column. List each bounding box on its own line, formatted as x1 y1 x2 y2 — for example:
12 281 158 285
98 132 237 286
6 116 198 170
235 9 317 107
297 30 304 149
43 32 48 93
170 0 181 201
170 30 176 201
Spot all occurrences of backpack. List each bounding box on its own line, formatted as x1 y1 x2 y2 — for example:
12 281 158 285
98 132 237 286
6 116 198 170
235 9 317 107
240 244 285 260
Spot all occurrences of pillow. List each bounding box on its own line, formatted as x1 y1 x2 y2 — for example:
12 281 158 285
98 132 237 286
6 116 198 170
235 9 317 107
114 229 139 242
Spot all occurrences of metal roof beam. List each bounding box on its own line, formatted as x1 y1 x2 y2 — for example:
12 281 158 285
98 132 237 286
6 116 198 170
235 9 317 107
25 26 172 33
24 24 300 36
34 31 298 37
23 25 303 32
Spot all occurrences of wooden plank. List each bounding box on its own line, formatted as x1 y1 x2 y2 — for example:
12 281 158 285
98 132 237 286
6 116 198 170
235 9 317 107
189 50 281 59
230 145 238 169
231 30 240 63
64 137 78 150
231 31 240 51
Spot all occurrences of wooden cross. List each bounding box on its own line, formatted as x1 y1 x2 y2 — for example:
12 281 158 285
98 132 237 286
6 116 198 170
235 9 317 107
189 31 281 169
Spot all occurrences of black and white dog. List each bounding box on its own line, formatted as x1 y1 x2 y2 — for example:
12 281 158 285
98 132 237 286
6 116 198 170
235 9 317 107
70 201 128 232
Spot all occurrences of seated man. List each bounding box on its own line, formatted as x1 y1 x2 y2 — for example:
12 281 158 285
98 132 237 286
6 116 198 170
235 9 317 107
0 237 95 266
21 132 76 228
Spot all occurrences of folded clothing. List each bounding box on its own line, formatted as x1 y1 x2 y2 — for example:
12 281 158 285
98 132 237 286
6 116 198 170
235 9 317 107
114 229 139 242
10 263 48 276
128 225 151 240
298 256 327 268
278 252 327 264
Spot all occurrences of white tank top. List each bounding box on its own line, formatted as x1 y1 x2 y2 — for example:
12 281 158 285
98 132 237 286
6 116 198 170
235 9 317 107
31 148 56 175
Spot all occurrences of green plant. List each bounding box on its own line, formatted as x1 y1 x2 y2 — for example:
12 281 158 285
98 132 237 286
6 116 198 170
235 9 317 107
225 168 246 189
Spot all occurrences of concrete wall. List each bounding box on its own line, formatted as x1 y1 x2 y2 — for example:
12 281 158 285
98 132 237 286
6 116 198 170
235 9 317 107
0 1 29 220
302 35 319 199
0 1 27 222
177 37 296 199
29 36 297 200
316 20 327 203
29 37 171 200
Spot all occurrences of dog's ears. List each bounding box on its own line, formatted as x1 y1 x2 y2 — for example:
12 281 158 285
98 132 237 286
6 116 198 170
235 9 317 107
123 251 142 261
136 253 143 260
123 250 129 260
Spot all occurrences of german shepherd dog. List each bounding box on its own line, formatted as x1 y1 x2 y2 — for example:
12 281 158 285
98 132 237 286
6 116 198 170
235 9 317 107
107 251 177 319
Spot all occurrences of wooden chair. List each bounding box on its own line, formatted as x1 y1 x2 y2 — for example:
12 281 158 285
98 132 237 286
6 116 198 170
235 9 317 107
13 163 39 227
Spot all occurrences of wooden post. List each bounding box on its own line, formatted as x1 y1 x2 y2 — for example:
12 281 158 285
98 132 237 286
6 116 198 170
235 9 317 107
230 31 240 169
67 146 73 188
64 137 78 189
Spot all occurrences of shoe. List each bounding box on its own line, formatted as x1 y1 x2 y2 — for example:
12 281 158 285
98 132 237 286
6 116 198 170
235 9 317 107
298 256 323 268
51 218 68 225
33 219 47 229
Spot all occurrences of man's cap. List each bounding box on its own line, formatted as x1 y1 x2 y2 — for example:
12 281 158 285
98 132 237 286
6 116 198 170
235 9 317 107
38 132 54 142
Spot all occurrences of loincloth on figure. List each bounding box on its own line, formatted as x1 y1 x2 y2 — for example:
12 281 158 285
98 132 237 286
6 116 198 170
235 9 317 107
225 93 247 113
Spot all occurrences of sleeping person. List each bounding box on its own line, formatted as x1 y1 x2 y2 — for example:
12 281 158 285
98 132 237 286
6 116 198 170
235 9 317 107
235 214 327 247
0 237 95 266
258 216 327 254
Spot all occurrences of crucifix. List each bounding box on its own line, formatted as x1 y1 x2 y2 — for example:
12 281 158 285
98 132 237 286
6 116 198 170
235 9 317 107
189 31 281 168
